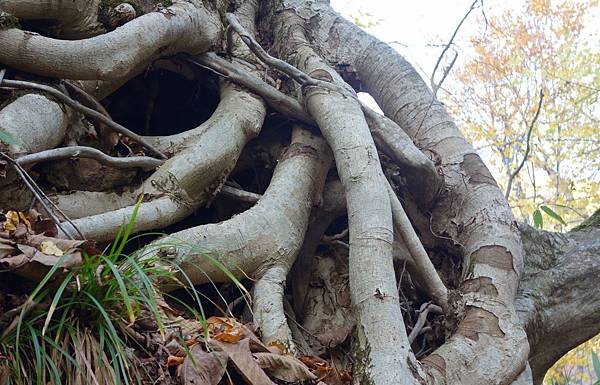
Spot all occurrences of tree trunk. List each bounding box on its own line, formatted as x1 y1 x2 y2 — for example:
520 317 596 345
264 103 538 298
0 1 598 385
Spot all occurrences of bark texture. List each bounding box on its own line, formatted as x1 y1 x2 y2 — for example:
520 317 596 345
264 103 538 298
0 1 597 385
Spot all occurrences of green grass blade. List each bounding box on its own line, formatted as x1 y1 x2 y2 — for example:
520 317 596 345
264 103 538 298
25 323 43 385
100 255 136 324
540 205 567 225
114 196 144 258
42 271 74 336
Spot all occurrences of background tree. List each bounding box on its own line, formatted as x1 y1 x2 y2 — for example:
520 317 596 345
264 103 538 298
446 0 600 230
0 1 598 385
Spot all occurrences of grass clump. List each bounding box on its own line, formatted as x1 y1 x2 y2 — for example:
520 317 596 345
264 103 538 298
0 202 186 385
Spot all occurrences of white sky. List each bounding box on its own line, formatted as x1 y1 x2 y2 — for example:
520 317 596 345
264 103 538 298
331 0 485 78
331 0 600 84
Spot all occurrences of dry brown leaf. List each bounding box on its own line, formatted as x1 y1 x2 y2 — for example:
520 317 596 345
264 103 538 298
180 344 228 385
0 238 16 259
267 341 286 354
253 353 317 382
39 241 64 256
300 356 334 378
207 316 252 345
2 211 19 232
165 339 186 357
210 338 276 385
167 355 185 367
213 327 244 343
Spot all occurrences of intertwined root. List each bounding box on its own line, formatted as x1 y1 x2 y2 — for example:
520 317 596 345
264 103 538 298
4 1 594 385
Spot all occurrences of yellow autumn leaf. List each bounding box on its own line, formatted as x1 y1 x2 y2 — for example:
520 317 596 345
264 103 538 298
2 211 19 231
39 241 64 256
17 212 32 231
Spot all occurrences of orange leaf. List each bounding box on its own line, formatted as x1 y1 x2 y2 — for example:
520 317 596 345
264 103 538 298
167 355 185 367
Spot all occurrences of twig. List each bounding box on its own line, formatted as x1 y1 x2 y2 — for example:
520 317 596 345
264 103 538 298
386 179 448 310
0 152 84 240
220 184 262 203
62 80 112 120
0 79 167 159
322 228 349 243
187 53 316 126
225 13 355 99
16 146 164 171
505 89 545 199
408 302 443 343
432 50 458 97
431 0 479 95
225 13 317 87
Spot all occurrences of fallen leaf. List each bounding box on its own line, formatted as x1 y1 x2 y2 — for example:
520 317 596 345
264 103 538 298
0 238 16 259
167 355 185 367
39 241 64 256
210 338 276 385
253 353 317 382
214 327 244 343
207 316 251 345
2 211 19 232
267 341 286 354
166 339 186 357
300 356 334 378
180 344 228 385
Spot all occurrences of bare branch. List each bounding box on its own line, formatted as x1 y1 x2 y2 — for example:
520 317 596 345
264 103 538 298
386 180 448 310
408 302 443 343
0 152 82 239
505 89 545 199
225 13 317 87
431 0 479 94
187 53 315 126
0 78 167 159
16 146 164 171
220 184 262 204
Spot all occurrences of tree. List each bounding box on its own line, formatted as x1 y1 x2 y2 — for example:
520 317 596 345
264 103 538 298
447 0 600 230
0 1 598 385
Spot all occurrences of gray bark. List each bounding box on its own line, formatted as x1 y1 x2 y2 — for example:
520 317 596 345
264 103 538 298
0 2 598 385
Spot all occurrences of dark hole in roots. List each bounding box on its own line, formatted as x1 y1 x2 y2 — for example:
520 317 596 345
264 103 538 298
102 68 220 137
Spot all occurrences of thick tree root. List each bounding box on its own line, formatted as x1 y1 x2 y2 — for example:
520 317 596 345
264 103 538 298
0 1 221 80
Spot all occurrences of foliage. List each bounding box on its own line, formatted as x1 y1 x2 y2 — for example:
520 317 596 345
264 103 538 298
532 204 567 229
0 201 207 385
446 0 600 231
544 335 600 385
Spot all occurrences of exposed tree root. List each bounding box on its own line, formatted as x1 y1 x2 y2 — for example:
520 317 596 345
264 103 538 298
17 146 163 170
0 2 598 385
148 127 331 348
269 11 414 385
0 93 68 154
0 1 220 80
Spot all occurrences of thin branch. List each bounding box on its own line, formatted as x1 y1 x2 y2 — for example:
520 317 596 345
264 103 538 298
505 89 545 199
408 302 443 343
225 13 317 87
220 184 262 204
0 78 167 159
0 152 82 239
186 53 316 126
432 49 458 97
322 228 349 243
431 0 479 94
225 13 354 99
16 146 164 171
386 179 448 310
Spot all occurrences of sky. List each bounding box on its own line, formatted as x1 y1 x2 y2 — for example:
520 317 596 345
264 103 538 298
331 0 600 91
330 0 488 79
